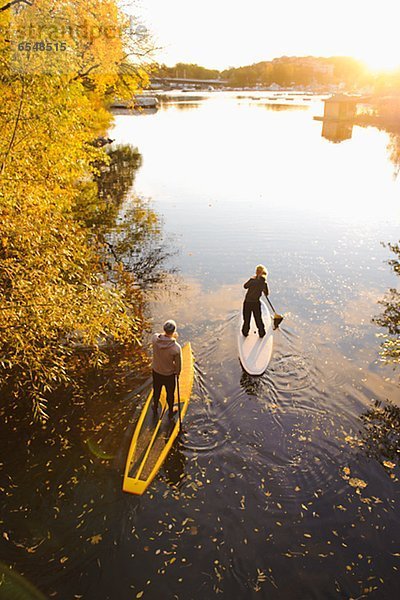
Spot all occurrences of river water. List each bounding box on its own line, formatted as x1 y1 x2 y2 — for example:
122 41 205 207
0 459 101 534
1 91 400 599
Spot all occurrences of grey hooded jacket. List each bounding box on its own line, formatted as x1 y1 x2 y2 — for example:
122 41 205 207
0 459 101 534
152 334 182 376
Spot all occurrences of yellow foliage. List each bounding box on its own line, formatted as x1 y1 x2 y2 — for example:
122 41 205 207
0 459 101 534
0 0 153 420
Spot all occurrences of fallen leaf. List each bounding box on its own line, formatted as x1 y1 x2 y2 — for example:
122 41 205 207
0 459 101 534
348 478 367 489
89 534 102 545
383 461 396 469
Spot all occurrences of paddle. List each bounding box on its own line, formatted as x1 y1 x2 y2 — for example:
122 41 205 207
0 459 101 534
266 297 284 329
176 375 182 432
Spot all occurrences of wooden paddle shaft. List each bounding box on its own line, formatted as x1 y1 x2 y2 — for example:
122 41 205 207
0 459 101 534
266 296 277 314
177 375 182 432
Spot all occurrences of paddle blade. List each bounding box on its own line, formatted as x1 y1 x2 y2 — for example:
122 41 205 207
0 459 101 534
273 314 284 329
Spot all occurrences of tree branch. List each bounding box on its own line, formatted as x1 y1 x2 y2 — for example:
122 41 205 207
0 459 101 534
0 77 25 176
0 0 33 13
72 63 101 82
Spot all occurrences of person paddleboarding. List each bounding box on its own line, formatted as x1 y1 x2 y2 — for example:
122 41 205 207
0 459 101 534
152 320 182 419
241 265 269 338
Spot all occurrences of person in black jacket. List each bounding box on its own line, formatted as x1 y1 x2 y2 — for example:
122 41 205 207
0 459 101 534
241 264 269 337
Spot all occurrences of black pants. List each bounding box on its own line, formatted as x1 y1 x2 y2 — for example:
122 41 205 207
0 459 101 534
242 301 265 336
152 370 176 414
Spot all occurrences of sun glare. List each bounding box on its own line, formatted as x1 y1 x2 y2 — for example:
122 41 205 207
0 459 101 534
359 49 400 74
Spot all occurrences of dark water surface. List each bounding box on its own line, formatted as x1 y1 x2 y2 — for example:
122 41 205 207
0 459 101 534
1 93 400 599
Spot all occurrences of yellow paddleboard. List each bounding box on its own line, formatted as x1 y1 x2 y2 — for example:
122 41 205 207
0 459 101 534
123 343 194 495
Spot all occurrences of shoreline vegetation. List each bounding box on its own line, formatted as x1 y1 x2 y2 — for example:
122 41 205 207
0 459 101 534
0 0 156 422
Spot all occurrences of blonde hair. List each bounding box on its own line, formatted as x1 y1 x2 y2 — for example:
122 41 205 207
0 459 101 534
256 264 268 278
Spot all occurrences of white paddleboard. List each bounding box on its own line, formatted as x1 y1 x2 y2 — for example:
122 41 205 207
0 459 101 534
238 299 274 375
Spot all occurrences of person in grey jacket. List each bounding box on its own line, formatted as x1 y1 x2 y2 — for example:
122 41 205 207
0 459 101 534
152 320 182 419
241 265 269 337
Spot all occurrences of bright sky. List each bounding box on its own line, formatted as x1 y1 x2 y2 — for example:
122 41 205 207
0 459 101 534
127 0 400 71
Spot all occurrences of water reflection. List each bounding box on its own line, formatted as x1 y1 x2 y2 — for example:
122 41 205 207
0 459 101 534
95 144 142 207
373 241 400 367
162 101 204 111
74 144 142 230
105 196 177 288
359 398 400 463
321 119 353 143
318 109 400 177
387 130 400 175
256 102 309 111
239 370 264 395
162 442 186 487
89 143 177 289
111 107 159 116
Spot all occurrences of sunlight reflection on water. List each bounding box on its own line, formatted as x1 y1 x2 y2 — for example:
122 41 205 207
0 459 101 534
110 97 400 597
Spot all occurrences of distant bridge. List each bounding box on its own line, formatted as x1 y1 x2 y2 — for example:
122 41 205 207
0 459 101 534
151 76 228 87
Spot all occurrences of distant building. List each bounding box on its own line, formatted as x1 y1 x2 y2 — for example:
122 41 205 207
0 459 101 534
323 94 358 120
296 57 334 77
271 56 334 77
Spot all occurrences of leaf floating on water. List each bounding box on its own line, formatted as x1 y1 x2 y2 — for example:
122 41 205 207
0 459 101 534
383 460 396 469
256 569 266 582
89 534 102 545
60 556 68 563
348 478 368 489
342 467 351 476
360 497 372 505
136 592 144 598
344 435 363 448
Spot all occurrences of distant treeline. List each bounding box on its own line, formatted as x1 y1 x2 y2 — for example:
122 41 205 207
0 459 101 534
225 57 366 87
154 56 400 89
155 62 221 81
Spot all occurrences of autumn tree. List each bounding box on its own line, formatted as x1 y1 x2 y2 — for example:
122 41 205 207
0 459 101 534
0 0 155 420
